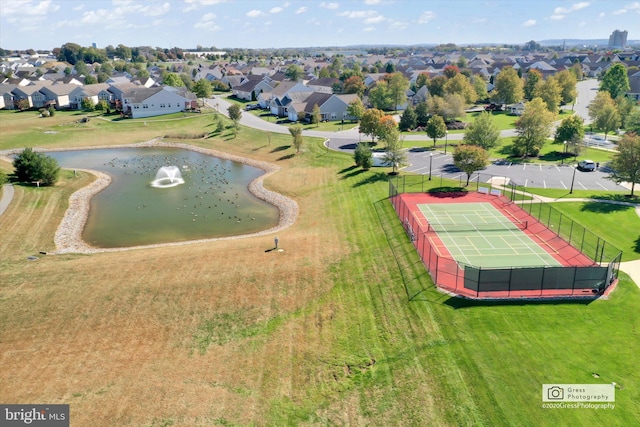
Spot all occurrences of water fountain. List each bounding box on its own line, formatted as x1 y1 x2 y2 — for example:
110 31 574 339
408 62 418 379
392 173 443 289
151 165 185 188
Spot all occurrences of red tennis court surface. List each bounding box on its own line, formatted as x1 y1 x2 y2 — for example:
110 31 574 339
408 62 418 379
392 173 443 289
391 191 618 299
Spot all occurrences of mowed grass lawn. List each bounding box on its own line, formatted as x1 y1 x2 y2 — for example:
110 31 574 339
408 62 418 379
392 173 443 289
0 110 639 426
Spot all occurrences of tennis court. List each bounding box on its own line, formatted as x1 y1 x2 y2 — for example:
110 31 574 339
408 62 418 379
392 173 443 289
416 202 562 268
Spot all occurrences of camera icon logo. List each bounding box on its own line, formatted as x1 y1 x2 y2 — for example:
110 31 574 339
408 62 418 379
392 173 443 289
547 386 564 400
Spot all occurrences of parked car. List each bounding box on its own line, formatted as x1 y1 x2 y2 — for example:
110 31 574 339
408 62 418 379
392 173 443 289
578 160 596 171
245 104 259 111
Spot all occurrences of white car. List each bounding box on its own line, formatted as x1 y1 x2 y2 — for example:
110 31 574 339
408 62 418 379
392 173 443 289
578 160 596 171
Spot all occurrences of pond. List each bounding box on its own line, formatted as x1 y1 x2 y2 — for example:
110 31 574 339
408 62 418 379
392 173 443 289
50 147 280 248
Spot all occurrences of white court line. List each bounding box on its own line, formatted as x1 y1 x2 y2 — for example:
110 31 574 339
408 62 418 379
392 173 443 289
561 181 567 190
543 180 547 188
578 182 587 190
597 182 609 190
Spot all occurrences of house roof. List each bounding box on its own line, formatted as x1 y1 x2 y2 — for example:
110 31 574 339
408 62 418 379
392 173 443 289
76 83 111 96
124 87 164 103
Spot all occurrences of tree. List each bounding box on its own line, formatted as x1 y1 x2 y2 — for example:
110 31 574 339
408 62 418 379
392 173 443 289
615 95 635 129
453 145 489 186
608 132 640 196
463 111 500 149
81 97 95 111
285 64 303 81
442 93 465 121
382 130 406 174
163 73 184 87
626 108 640 134
368 80 392 110
490 66 523 104
533 75 561 113
311 104 322 127
554 114 585 145
426 75 447 98
377 115 398 147
443 65 460 79
588 91 616 122
523 69 542 100
570 62 584 81
513 98 555 157
193 79 212 103
289 126 304 154
594 104 621 141
227 104 242 135
386 72 409 111
416 72 430 90
425 95 447 118
0 169 7 186
472 75 488 101
425 115 447 147
346 98 365 122
600 63 631 100
398 105 417 132
12 147 60 186
48 105 55 117
555 69 578 107
343 75 366 96
354 142 373 170
444 73 477 104
360 108 384 143
415 102 430 127
83 75 97 85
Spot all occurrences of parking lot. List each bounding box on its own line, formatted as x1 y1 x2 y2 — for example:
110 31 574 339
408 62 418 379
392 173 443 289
403 150 626 191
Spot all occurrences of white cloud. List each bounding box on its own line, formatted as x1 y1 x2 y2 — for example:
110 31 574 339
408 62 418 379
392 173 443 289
554 1 590 14
612 9 627 15
389 19 408 30
183 0 227 12
417 11 436 24
365 0 381 4
295 7 307 14
270 7 283 14
246 9 266 17
73 4 85 11
522 19 536 27
363 27 375 32
113 1 171 17
0 0 59 17
364 15 385 24
627 1 640 9
202 12 216 20
550 14 564 20
598 11 605 17
320 2 339 9
338 10 377 19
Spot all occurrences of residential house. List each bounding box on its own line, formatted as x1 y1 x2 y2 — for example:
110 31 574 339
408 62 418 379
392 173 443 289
7 83 51 109
232 75 275 101
69 83 112 109
0 84 17 109
38 83 77 109
258 81 312 112
286 92 359 122
121 86 195 118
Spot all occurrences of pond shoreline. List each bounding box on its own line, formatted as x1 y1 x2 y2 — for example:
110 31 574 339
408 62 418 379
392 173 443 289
0 139 298 254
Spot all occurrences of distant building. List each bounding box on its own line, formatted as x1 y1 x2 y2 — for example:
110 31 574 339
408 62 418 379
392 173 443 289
608 30 628 49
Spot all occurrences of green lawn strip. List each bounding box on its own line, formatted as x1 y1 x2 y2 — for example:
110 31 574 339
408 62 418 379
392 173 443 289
529 201 640 261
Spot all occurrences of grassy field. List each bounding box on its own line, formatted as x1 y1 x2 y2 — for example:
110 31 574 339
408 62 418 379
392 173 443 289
1 110 639 426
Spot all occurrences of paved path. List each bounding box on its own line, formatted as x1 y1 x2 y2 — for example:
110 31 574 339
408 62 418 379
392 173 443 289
0 183 14 216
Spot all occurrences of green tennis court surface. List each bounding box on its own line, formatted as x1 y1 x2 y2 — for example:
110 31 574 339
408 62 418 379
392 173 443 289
418 202 561 268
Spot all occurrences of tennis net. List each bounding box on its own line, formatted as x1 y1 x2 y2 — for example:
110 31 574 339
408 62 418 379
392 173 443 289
427 219 528 233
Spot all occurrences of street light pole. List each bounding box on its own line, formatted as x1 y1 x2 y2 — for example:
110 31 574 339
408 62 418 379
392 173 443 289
570 165 577 194
445 131 448 154
562 141 567 165
429 153 433 180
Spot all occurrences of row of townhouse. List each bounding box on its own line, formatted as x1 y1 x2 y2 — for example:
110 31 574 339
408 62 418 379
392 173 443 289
0 81 197 118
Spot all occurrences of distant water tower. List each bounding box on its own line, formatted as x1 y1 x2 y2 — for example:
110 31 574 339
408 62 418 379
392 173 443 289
92 42 97 49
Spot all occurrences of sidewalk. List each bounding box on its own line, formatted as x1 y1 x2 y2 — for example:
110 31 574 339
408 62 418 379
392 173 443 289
0 183 14 216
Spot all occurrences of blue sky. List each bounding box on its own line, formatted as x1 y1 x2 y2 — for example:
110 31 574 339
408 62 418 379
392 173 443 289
0 0 638 50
